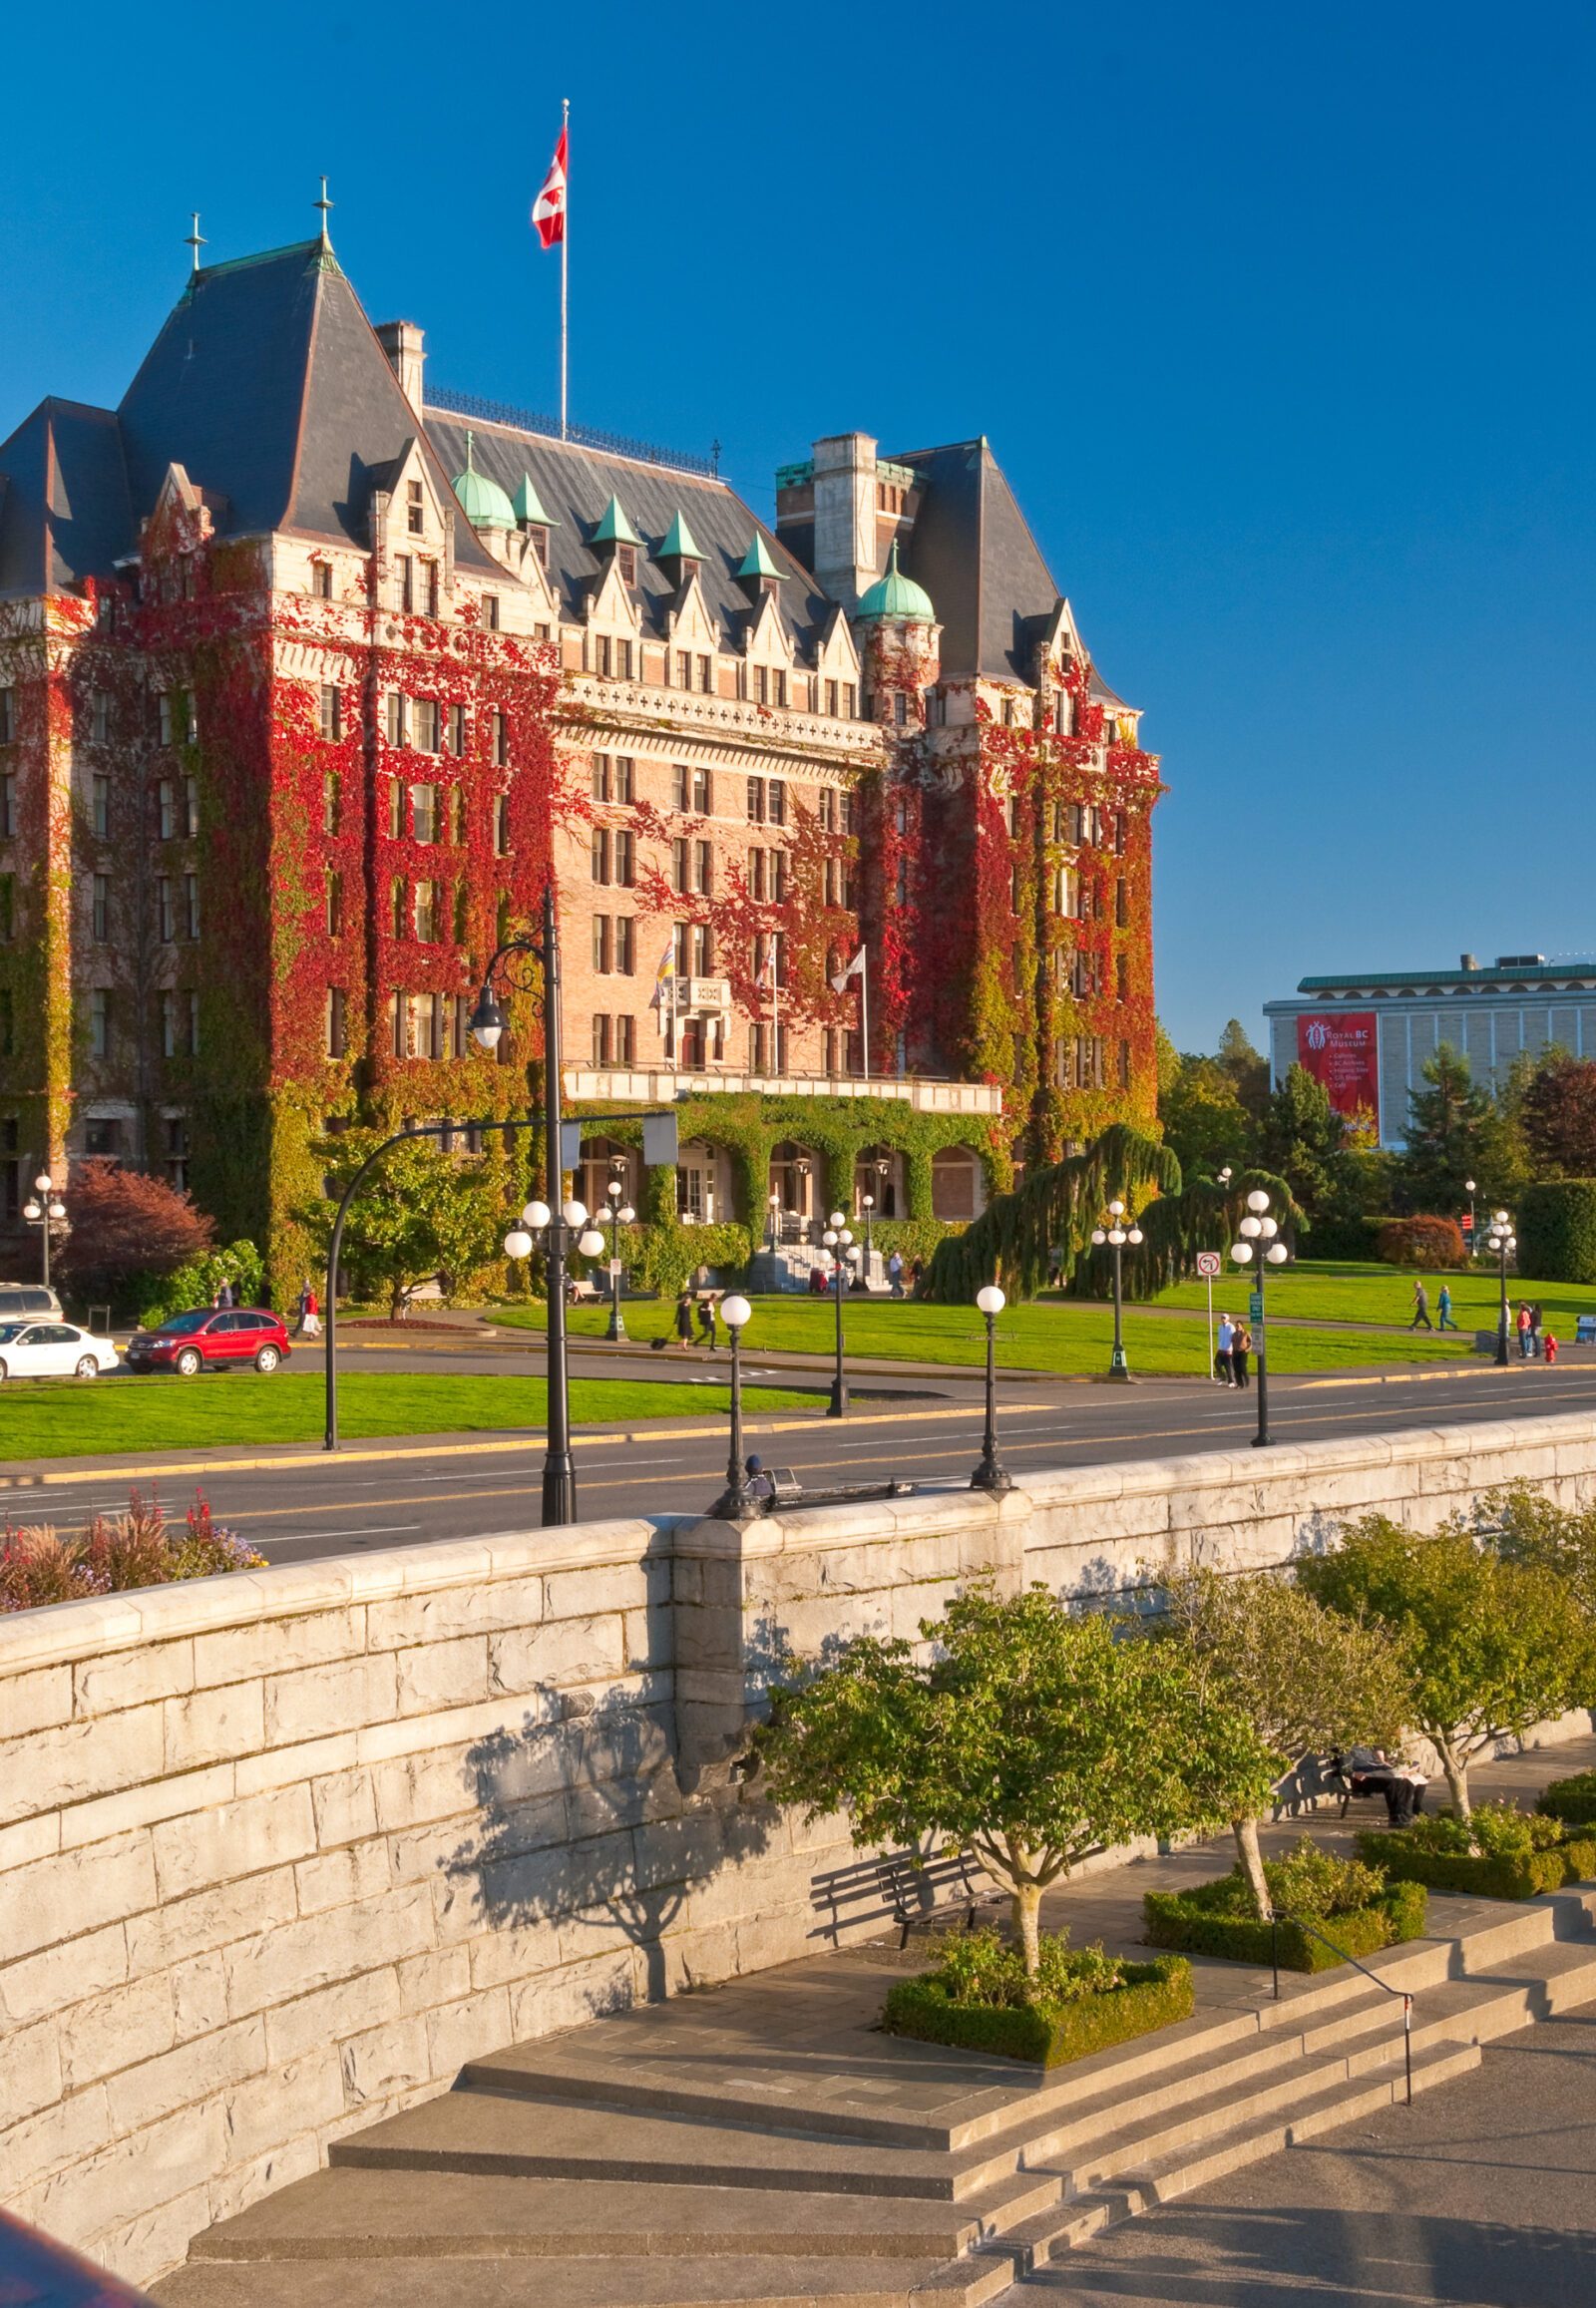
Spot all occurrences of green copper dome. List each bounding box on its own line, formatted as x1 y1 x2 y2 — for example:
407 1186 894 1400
451 432 516 532
857 541 934 623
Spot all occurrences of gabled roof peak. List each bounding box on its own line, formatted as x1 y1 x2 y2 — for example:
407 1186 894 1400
593 494 643 548
659 509 704 562
736 531 785 582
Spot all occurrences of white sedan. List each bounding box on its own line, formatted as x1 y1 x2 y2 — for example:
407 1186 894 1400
0 1322 120 1380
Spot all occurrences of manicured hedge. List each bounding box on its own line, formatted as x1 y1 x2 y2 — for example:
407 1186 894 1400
1538 1772 1596 1828
881 1955 1193 2067
1356 1829 1596 1901
1378 1216 1466 1270
1517 1181 1596 1286
1143 1878 1426 1971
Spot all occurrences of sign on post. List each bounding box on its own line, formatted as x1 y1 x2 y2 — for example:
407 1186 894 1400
1249 1292 1264 1323
1196 1252 1222 1279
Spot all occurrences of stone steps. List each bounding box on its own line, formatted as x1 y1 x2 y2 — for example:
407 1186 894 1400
156 1886 1596 2308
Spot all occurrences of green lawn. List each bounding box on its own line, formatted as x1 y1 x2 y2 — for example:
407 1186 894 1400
1148 1259 1593 1332
0 1372 809 1463
498 1296 1476 1376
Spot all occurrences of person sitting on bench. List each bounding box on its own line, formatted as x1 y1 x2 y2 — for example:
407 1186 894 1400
1342 1743 1427 1826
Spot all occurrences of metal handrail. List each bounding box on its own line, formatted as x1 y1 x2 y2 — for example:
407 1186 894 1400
1270 1906 1413 2105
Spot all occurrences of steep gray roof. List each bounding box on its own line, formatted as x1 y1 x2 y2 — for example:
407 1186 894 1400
887 438 1061 681
0 399 134 597
425 411 836 652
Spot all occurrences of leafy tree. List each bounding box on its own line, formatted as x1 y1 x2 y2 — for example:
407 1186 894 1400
1393 1044 1508 1217
1153 1017 1183 1103
1298 1517 1596 1817
306 1132 510 1318
1486 1484 1596 1622
1217 1018 1271 1124
53 1159 213 1304
1163 1568 1410 1916
1520 1056 1596 1178
1159 1056 1256 1183
1259 1063 1352 1229
139 1240 263 1328
758 1583 1270 1976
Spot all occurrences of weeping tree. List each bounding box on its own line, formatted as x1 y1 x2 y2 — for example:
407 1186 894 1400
1071 1167 1304 1301
922 1123 1180 1303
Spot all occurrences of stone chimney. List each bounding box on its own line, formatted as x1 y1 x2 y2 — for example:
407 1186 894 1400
810 432 879 611
376 320 425 410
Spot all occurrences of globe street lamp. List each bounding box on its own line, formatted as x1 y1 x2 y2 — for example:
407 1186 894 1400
504 1197 605 1495
710 1293 756 1517
465 882 586 1525
1485 1210 1515 1367
599 1167 635 1343
1464 1178 1477 1256
821 1209 852 1416
766 1191 781 1254
1089 1199 1143 1379
21 1172 66 1291
970 1283 1011 1493
1230 1187 1289 1447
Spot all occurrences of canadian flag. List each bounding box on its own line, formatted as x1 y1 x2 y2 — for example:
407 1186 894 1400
532 126 568 249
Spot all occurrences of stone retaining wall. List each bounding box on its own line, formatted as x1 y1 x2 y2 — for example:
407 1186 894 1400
4 1409 1596 2284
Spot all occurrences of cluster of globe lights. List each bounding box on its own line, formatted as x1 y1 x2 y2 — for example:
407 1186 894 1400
1091 1197 1144 1253
1231 1187 1289 1265
820 1210 854 1266
1486 1209 1516 1257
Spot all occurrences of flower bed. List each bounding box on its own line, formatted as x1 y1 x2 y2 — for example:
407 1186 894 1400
1358 1802 1596 1900
1142 1838 1428 1972
1537 1771 1596 1829
881 1929 1193 2068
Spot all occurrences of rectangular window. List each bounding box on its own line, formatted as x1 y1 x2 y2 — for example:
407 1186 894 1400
492 709 508 767
319 683 341 741
0 773 14 838
323 771 340 837
187 990 200 1056
185 873 200 940
592 827 611 885
165 1116 190 1193
399 556 414 612
386 691 404 747
593 915 611 973
617 544 637 586
695 840 713 895
0 688 14 743
749 847 765 902
495 794 511 855
0 874 12 942
484 592 500 630
746 775 765 824
326 869 343 937
842 683 856 719
413 880 437 942
671 837 688 894
88 773 110 841
413 699 439 754
691 923 714 974
768 777 786 828
313 561 333 598
157 876 174 942
92 873 109 943
162 990 178 1058
615 916 635 974
388 991 403 1058
1115 878 1127 928
598 635 613 679
1119 1038 1132 1088
615 1013 635 1064
184 775 199 837
593 1013 611 1065
90 987 111 1058
615 756 634 803
1113 809 1126 856
158 693 174 746
755 664 770 706
440 702 462 755
675 649 691 689
449 786 466 845
425 562 440 616
825 678 839 718
91 690 110 744
616 639 633 680
407 480 424 535
1116 953 1129 1001
410 783 438 844
774 669 788 709
692 767 711 814
613 829 634 887
697 654 712 693
592 752 611 802
672 764 689 812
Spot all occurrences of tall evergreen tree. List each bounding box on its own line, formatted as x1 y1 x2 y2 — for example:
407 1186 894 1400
1395 1044 1505 1215
1217 1018 1272 1122
1260 1062 1350 1228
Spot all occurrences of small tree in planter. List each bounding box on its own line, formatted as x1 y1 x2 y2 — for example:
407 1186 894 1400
1164 1567 1411 1917
1298 1516 1596 1818
758 1582 1272 1978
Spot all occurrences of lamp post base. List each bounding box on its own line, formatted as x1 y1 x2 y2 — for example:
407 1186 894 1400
605 1313 627 1343
541 1456 578 1526
970 1459 1012 1493
1251 1431 1274 1449
826 1380 849 1417
1100 1365 1135 1383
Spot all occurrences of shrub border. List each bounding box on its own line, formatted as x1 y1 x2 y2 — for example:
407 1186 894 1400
881 1954 1193 2068
1142 1880 1428 1971
1536 1774 1596 1828
1355 1829 1596 1902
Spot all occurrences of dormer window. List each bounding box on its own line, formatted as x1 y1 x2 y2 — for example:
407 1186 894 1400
530 528 549 571
617 544 636 586
313 563 333 600
407 480 425 536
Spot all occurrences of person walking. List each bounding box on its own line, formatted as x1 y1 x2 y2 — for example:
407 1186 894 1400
1215 1312 1236 1385
887 1248 905 1299
1409 1280 1433 1331
696 1292 719 1351
674 1286 695 1350
1231 1322 1252 1389
1436 1282 1459 1331
1517 1301 1533 1358
1530 1301 1544 1358
301 1283 320 1339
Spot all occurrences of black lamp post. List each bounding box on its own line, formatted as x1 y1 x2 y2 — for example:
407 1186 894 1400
599 1166 634 1343
21 1172 65 1290
1089 1199 1143 1379
1465 1177 1477 1256
1230 1187 1289 1448
970 1283 1011 1492
766 1191 781 1254
465 881 591 1526
1486 1209 1515 1367
709 1292 755 1516
821 1208 852 1416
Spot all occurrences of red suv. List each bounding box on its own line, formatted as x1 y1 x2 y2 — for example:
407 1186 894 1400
125 1308 292 1377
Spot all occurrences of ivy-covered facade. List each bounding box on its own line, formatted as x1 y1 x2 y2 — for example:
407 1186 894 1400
0 222 1163 1300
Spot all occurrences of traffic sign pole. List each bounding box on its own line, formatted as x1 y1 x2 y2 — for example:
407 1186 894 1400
1196 1250 1223 1382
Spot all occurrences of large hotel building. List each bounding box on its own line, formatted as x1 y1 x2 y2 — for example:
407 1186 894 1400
0 222 1163 1287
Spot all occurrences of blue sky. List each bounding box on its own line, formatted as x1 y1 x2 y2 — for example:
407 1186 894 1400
4 1 1592 1054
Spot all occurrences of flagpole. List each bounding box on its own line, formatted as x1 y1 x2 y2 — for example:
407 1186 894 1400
861 950 870 1081
772 958 780 1074
559 96 570 441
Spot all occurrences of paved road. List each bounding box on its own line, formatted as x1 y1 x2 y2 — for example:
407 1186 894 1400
6 1359 1593 1567
1009 2001 1596 2306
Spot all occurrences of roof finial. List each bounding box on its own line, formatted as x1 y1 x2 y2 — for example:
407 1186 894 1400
314 177 334 247
464 429 476 473
185 211 206 273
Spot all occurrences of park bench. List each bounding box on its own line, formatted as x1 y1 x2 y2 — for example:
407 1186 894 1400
811 1848 995 1948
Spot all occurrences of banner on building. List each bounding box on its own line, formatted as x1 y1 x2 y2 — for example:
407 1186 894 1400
1297 1011 1380 1121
